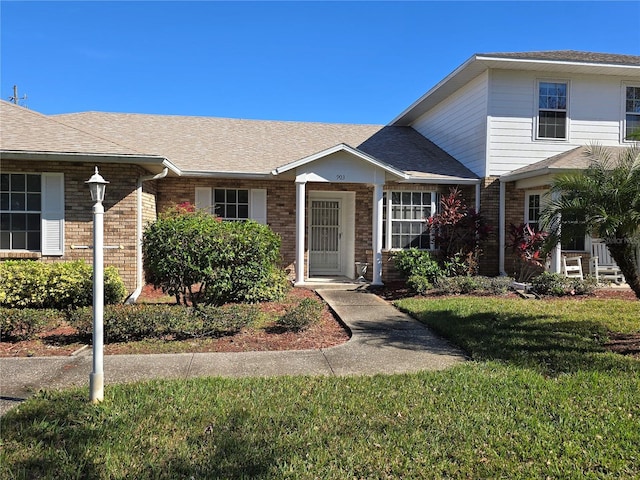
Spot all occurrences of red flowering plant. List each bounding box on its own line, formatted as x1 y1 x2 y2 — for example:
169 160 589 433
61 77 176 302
427 188 492 276
507 223 552 282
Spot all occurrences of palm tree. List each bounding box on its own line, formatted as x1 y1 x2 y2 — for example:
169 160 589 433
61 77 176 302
541 144 640 299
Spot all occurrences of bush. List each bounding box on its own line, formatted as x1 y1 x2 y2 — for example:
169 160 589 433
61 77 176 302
530 272 598 297
0 260 126 309
393 249 443 283
68 303 259 343
276 298 324 332
406 275 433 295
434 276 514 296
0 308 63 341
143 207 288 306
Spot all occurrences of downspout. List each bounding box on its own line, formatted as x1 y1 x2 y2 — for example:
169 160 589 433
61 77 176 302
125 168 169 304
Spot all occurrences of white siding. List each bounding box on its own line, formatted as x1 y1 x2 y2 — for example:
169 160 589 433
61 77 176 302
487 70 629 176
412 71 489 177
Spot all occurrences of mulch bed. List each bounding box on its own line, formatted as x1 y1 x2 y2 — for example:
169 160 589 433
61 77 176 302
0 287 350 358
1 283 637 359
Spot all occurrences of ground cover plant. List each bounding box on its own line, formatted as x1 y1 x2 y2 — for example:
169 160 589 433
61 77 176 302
0 288 348 357
2 295 639 478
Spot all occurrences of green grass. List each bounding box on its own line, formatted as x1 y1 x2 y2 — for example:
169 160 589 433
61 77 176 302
395 297 640 376
2 297 639 479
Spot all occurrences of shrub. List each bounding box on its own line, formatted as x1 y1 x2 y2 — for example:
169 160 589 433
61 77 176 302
393 249 443 283
0 260 125 309
143 206 288 306
406 275 433 295
0 308 63 341
529 272 598 297
434 276 514 296
427 187 492 276
189 304 259 338
68 303 259 343
276 298 324 332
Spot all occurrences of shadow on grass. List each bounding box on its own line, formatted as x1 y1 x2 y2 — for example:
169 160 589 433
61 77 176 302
398 306 640 376
1 394 277 479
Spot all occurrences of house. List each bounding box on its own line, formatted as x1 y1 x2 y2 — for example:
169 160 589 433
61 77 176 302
391 50 640 277
1 50 639 298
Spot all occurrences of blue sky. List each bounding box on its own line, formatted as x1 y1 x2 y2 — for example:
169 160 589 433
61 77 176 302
2 1 639 124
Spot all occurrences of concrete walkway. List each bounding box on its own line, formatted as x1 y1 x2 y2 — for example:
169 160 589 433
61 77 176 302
0 286 466 415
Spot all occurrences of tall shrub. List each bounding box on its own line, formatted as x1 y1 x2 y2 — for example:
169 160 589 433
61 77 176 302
427 187 492 276
142 204 288 306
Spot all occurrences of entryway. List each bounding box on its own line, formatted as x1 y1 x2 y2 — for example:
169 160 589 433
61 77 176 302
308 191 355 279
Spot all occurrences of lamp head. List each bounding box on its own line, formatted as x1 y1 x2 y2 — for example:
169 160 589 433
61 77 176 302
85 166 109 203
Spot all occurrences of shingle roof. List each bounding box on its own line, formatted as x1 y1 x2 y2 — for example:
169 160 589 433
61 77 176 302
501 145 629 180
479 50 640 66
53 111 477 180
0 100 143 156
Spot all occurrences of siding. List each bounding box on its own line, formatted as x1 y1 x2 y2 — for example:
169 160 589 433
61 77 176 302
412 71 489 177
487 70 631 176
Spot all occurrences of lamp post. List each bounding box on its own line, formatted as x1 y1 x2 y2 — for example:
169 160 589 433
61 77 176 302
86 167 109 403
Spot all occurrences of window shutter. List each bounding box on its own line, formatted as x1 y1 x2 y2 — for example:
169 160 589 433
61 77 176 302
195 187 212 213
250 189 267 224
41 172 64 256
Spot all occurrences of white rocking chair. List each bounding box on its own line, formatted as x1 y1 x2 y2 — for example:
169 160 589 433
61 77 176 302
589 240 624 284
562 256 583 280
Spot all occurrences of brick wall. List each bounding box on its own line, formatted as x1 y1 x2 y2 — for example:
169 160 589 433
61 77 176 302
1 159 498 292
1 159 146 292
478 177 501 276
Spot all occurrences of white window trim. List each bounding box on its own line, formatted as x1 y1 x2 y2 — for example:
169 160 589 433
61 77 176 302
194 187 267 224
622 82 640 143
0 171 64 256
383 190 438 251
524 190 548 228
534 79 570 142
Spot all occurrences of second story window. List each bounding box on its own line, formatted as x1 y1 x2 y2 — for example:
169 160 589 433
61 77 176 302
538 81 567 140
625 85 640 140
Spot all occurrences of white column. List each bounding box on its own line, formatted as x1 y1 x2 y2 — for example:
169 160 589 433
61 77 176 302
551 190 562 273
372 183 384 285
295 180 306 285
498 180 506 275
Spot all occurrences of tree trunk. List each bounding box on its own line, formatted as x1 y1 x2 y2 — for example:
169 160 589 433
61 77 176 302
608 243 640 300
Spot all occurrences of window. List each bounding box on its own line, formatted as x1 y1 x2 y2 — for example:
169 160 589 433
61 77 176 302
625 85 640 140
194 187 267 224
525 190 585 251
525 192 543 231
560 213 586 251
213 188 249 220
537 81 568 139
383 191 437 249
0 173 42 250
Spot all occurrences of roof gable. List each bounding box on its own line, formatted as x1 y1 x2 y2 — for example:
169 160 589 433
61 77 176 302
272 143 409 180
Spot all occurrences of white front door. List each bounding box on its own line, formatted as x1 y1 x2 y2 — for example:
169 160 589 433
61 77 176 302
309 199 342 275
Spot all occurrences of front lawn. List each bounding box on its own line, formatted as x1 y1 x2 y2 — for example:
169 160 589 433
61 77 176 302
1 297 639 479
394 297 640 375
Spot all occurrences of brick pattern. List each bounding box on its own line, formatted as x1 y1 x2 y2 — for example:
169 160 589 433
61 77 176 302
503 180 595 278
1 159 146 292
1 161 485 289
478 177 501 276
